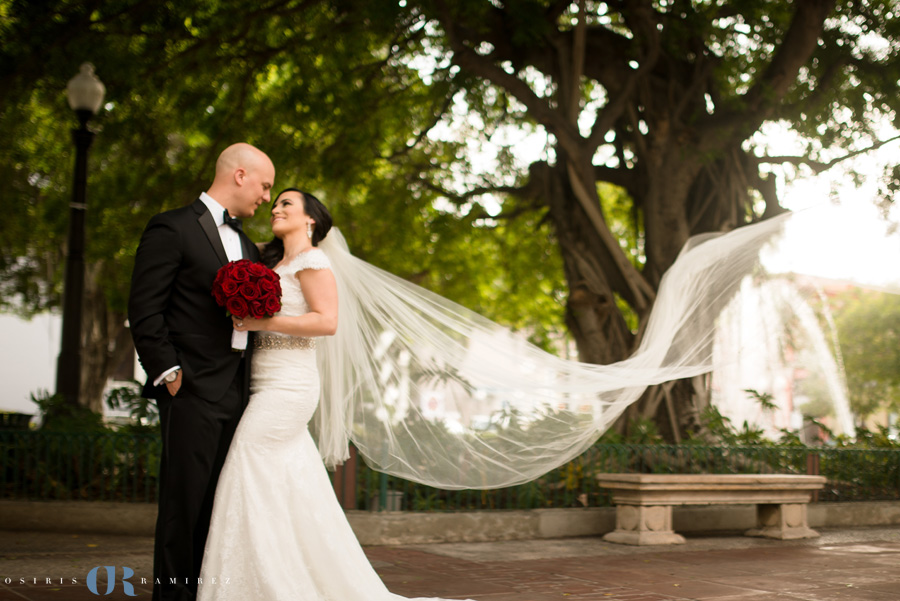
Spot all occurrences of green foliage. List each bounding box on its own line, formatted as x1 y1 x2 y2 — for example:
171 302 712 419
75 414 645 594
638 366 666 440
689 404 734 442
744 388 777 412
691 387 900 450
840 424 900 449
0 0 567 373
0 411 33 429
105 381 159 433
1 385 160 501
819 421 900 450
31 390 105 432
3 384 160 500
833 290 900 417
598 416 664 445
29 382 160 433
0 428 161 502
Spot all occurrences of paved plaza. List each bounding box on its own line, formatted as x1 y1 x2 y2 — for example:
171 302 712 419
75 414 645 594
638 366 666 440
1 526 899 600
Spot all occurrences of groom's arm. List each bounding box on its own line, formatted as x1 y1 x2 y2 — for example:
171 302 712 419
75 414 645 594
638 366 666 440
128 214 182 385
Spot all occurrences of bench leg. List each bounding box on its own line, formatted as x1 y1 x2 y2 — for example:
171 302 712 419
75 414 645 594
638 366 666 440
602 504 685 545
746 503 820 540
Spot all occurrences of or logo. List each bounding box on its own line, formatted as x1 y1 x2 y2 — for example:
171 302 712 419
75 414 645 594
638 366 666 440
86 566 137 597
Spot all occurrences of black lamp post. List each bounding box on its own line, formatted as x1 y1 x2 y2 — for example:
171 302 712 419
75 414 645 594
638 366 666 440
55 63 105 407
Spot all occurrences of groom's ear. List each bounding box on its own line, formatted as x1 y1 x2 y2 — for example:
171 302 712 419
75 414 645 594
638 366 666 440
233 167 246 186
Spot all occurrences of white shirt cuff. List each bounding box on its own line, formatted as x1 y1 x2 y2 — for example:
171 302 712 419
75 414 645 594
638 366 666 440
153 366 181 387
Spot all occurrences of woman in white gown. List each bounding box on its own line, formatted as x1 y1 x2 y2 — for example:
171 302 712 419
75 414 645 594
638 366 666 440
195 186 880 599
197 189 455 601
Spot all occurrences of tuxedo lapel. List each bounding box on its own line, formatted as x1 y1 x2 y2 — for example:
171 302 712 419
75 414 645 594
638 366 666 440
194 200 229 266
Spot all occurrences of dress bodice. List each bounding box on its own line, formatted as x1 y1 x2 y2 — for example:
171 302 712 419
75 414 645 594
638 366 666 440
246 248 332 421
251 248 332 351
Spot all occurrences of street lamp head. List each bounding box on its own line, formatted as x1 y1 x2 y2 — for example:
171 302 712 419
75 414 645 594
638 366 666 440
66 63 106 116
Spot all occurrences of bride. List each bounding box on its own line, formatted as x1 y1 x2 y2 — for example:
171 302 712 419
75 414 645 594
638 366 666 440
196 188 460 600
196 185 887 599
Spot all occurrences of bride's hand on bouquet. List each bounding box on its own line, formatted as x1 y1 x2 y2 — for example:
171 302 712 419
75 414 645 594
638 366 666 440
233 315 269 332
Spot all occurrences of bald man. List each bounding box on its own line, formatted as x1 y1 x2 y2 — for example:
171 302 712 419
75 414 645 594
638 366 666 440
129 143 275 601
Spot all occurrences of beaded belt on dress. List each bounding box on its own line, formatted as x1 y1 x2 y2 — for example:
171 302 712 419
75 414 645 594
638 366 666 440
252 332 317 350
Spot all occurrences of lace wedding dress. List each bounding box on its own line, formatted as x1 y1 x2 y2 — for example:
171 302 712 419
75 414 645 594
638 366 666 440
197 249 459 601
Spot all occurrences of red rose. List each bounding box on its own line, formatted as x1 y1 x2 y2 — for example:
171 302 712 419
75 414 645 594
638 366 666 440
226 296 249 318
213 288 227 305
248 263 268 277
258 278 277 295
230 263 249 282
264 296 281 315
221 278 240 296
240 282 260 300
248 300 266 318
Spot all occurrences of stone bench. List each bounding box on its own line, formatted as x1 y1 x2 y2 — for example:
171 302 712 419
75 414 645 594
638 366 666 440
595 473 827 545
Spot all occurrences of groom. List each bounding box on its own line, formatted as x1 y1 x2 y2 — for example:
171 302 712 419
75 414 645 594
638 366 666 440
128 143 275 601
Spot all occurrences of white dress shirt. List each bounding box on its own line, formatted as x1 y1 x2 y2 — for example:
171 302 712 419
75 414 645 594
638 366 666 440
199 192 244 262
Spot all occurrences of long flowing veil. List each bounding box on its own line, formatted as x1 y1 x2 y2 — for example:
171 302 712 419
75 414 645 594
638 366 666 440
313 205 899 489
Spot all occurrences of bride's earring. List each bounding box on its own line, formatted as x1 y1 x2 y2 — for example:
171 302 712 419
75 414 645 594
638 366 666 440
307 222 313 240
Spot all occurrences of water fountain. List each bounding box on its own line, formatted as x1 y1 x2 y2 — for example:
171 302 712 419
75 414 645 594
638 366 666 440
712 277 856 439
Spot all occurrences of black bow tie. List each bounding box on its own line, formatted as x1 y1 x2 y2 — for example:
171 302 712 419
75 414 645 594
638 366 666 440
223 210 243 232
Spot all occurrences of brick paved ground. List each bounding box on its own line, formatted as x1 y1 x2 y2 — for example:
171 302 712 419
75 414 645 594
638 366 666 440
1 526 898 600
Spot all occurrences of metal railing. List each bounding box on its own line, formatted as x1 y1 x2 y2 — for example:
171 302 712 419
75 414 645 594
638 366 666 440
2 430 898 508
0 430 160 502
342 443 900 511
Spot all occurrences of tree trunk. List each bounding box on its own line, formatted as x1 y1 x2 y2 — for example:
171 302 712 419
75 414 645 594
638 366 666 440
641 151 703 286
78 263 129 413
544 162 635 366
540 143 755 440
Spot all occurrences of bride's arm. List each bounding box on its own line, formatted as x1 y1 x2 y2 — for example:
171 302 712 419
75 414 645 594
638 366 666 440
235 268 338 337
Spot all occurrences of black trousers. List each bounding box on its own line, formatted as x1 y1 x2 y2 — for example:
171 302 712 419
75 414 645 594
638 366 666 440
152 368 246 601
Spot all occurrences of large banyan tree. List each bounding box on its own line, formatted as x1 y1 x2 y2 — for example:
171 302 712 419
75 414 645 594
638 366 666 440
368 0 900 438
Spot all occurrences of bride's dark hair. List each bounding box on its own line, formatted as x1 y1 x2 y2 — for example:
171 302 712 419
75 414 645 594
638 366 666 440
260 188 333 268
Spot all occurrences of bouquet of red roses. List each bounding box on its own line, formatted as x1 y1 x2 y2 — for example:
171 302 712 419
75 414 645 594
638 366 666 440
212 259 282 350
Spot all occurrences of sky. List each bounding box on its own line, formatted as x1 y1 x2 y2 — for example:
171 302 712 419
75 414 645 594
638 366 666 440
772 132 900 291
1 313 62 414
774 191 900 291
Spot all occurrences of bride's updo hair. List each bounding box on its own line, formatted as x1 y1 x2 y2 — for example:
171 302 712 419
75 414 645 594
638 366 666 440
261 188 334 268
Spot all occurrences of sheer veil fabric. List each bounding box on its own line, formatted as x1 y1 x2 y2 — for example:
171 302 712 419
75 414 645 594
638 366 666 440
313 205 899 490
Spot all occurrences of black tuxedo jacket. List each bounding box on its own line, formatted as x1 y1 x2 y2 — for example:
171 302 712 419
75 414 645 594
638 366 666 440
128 198 260 401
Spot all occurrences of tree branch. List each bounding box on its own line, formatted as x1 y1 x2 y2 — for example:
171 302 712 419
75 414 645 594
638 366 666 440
594 164 637 192
774 55 849 120
566 159 656 311
585 0 661 152
433 0 584 159
754 134 900 173
467 204 539 223
739 0 837 127
545 0 573 25
414 178 530 205
569 0 587 122
385 80 456 161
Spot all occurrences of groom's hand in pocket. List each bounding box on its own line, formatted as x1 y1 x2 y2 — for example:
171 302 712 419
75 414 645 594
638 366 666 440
165 370 183 397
